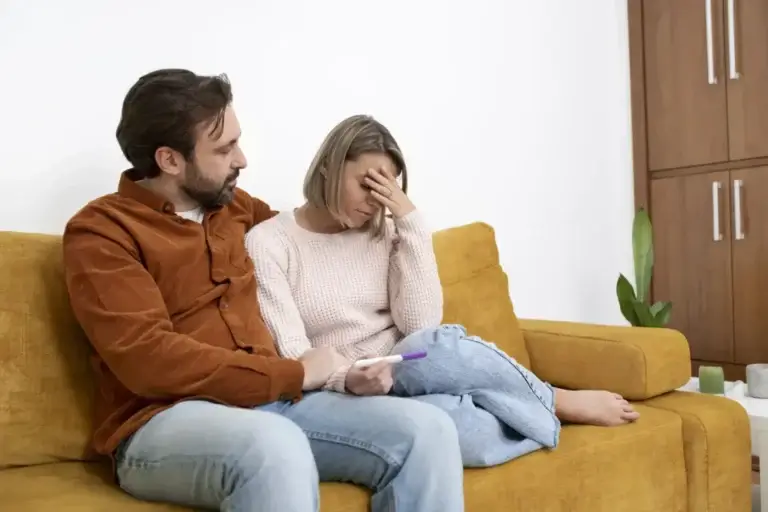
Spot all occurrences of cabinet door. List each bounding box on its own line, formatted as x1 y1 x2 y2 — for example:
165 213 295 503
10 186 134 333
643 0 729 170
650 172 734 362
731 167 768 363
725 1 768 160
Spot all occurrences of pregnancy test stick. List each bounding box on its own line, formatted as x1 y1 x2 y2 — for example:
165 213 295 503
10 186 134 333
352 350 427 368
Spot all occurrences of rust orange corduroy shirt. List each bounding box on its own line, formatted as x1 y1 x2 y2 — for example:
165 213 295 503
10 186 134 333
62 170 305 457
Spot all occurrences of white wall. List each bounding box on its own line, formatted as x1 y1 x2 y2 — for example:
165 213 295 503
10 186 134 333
0 0 635 325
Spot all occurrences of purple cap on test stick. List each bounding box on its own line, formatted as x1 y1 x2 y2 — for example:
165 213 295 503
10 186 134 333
401 351 427 361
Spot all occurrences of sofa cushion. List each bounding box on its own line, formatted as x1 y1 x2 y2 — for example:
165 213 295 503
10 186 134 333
433 222 531 368
0 404 687 511
0 232 96 469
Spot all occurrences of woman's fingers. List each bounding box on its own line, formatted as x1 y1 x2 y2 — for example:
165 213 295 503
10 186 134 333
368 167 399 187
364 176 391 197
371 189 396 208
380 167 399 184
363 361 391 378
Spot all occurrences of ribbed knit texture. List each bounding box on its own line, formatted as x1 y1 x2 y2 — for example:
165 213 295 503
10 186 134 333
245 209 443 392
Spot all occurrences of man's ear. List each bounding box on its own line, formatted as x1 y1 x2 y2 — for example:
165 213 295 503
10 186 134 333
155 146 184 176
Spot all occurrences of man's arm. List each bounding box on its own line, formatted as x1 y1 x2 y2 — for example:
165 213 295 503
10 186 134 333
63 222 304 406
248 193 279 227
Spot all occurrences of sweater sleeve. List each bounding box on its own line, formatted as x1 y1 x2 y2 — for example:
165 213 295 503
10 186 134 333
323 364 354 394
388 210 444 336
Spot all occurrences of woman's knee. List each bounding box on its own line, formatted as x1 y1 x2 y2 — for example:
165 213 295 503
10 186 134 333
398 400 461 461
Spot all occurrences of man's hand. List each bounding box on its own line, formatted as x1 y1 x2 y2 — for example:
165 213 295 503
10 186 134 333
345 360 394 396
299 347 349 390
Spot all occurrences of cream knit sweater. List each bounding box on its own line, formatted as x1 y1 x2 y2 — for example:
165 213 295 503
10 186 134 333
245 209 443 392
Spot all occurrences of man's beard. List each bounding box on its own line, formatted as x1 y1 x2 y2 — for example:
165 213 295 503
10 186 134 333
181 164 240 210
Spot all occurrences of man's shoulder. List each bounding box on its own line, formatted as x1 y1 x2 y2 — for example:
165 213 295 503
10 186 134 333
230 188 276 226
63 193 147 255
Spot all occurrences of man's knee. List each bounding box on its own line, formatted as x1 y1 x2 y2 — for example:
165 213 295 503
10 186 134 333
117 404 319 509
231 411 317 481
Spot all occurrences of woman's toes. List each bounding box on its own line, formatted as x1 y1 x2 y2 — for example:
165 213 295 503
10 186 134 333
622 408 640 421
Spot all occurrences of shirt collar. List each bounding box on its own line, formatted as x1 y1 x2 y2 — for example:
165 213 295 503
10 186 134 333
117 169 177 214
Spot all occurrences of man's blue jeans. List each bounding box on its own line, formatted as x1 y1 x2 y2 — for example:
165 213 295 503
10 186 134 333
391 324 561 467
115 392 465 512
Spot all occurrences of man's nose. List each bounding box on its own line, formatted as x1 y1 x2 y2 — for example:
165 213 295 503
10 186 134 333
234 146 248 170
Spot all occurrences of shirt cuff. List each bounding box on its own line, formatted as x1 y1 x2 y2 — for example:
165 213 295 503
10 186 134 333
269 358 305 401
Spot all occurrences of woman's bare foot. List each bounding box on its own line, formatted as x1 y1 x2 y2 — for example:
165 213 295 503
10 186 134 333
555 389 640 426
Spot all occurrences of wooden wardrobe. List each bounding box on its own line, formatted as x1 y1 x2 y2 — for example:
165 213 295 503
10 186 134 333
628 0 768 380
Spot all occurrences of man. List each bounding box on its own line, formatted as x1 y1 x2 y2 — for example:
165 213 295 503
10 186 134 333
63 69 464 512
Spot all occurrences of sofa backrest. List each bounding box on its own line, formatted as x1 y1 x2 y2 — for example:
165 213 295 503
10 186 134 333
0 232 97 469
433 222 530 368
0 222 530 469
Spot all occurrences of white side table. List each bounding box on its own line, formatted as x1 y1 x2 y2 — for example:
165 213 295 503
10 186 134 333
680 377 768 511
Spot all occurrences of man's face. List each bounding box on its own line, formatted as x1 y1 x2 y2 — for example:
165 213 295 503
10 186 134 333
181 105 247 210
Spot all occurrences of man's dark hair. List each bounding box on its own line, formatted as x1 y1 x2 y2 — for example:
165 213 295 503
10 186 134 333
116 69 233 179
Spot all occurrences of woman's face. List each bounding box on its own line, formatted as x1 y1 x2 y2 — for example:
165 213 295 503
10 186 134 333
337 152 396 228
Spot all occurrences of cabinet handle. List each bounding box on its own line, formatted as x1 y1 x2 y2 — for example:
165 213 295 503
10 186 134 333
728 0 740 79
734 179 745 240
712 181 723 241
705 0 718 84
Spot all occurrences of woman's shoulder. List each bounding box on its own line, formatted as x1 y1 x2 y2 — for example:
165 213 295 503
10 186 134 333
244 211 298 254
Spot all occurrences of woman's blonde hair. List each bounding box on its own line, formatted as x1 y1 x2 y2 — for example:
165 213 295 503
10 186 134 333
303 114 408 236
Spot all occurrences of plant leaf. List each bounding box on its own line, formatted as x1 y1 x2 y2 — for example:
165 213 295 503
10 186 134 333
632 300 656 327
650 301 672 326
632 209 654 303
616 274 639 326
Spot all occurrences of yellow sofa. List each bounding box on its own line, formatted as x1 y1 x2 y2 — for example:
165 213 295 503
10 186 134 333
0 222 752 511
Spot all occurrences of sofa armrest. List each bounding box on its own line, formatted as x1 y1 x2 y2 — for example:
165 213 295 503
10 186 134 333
643 391 752 511
519 319 691 400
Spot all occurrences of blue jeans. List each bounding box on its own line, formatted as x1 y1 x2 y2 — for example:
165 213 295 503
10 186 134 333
390 324 561 467
115 392 464 512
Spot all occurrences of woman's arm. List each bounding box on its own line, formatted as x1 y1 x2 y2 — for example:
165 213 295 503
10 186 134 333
388 210 444 335
246 226 312 360
246 225 352 393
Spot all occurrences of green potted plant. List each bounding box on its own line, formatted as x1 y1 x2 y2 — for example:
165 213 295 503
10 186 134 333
616 208 672 327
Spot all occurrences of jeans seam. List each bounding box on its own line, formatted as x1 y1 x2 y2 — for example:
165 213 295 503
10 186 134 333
453 327 561 447
302 429 403 469
452 326 556 413
120 452 231 471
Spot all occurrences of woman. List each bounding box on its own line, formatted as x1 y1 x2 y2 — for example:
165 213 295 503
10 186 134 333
245 114 639 467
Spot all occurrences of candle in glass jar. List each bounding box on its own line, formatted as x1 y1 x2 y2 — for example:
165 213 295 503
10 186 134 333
698 365 725 394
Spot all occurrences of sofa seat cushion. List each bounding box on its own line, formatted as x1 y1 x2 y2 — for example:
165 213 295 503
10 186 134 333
0 405 687 512
471 404 688 511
